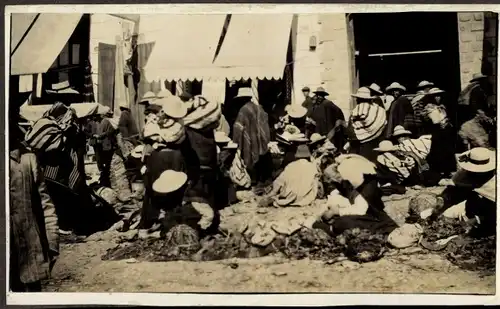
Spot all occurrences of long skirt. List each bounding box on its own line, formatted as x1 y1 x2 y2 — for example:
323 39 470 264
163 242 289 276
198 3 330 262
110 154 133 202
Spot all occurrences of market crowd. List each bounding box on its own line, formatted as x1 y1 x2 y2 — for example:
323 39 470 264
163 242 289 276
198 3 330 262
9 72 496 291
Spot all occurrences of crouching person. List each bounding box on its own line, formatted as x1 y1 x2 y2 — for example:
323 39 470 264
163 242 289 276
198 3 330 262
427 147 496 237
9 123 59 292
313 154 398 237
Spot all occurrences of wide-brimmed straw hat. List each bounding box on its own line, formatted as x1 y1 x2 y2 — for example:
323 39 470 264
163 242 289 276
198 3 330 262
156 96 188 119
470 73 488 83
152 170 188 194
416 80 435 90
309 133 327 146
295 144 312 159
46 80 80 95
139 91 157 104
386 82 407 92
214 131 231 144
427 87 445 96
131 145 145 159
234 87 253 99
392 125 412 138
313 87 329 97
351 87 375 100
374 140 398 152
368 83 384 95
223 141 239 150
157 89 174 99
286 104 308 119
456 147 496 173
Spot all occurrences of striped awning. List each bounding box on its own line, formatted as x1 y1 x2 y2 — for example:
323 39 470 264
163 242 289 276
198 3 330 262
141 14 226 82
10 13 82 75
212 14 293 81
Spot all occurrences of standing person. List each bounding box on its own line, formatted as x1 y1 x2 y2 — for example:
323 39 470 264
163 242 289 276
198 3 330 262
384 82 415 139
182 95 223 232
9 118 59 292
457 73 491 126
118 101 140 182
368 83 386 109
95 108 133 203
300 86 314 115
232 87 273 187
347 87 387 162
309 87 345 136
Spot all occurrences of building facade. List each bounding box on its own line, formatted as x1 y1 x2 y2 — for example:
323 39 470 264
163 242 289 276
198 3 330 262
293 12 498 119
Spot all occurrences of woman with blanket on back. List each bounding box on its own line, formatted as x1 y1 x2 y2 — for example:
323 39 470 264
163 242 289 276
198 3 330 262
232 87 273 188
24 102 95 235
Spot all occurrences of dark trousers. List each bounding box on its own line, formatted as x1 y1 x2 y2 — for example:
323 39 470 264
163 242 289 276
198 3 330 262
96 150 113 188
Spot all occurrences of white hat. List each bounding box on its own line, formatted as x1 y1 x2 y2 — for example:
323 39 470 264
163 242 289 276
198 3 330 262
368 83 384 95
234 87 253 99
156 96 188 119
417 80 435 89
131 145 145 159
456 147 496 173
286 104 308 119
214 131 231 144
140 91 157 104
392 125 412 138
427 87 445 95
309 133 326 145
46 80 80 94
223 141 238 150
152 170 188 194
118 100 130 109
157 89 173 99
386 82 407 92
374 140 398 152
351 87 375 100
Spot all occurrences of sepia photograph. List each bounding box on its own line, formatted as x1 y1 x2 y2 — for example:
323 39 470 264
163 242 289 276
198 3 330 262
5 4 499 305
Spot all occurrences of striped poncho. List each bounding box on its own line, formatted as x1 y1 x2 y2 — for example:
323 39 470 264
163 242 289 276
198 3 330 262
377 136 432 182
24 103 84 191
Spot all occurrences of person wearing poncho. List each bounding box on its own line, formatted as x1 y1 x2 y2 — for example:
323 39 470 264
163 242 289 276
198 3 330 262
457 73 491 127
260 144 320 207
308 87 345 137
232 87 273 186
346 87 387 162
384 82 416 139
376 126 432 189
314 154 398 236
428 147 496 237
24 102 95 235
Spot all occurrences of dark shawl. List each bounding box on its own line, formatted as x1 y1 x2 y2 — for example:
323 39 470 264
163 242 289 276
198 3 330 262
310 98 345 136
385 95 414 139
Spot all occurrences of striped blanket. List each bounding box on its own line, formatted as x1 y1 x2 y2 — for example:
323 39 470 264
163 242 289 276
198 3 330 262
24 103 83 191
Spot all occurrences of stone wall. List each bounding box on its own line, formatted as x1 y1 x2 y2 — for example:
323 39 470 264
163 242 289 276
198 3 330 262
292 14 354 118
457 12 498 93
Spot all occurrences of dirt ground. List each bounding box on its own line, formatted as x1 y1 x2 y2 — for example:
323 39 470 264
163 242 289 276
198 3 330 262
43 185 495 294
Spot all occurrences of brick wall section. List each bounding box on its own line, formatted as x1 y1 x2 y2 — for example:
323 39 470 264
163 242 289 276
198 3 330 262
318 14 354 119
292 14 322 105
292 14 354 119
457 12 485 88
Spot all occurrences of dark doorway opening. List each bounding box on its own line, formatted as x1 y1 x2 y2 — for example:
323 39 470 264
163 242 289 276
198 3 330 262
352 12 461 104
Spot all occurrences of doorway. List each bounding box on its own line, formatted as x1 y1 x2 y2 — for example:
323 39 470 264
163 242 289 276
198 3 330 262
352 12 461 103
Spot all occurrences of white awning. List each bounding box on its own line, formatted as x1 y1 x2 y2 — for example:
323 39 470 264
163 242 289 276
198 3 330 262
212 14 293 81
141 14 226 82
10 13 82 75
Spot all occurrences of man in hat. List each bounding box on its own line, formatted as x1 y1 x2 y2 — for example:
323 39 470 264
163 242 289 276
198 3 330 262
368 83 386 109
309 87 345 140
300 86 314 116
384 82 415 139
9 106 59 291
416 80 435 94
232 87 273 187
